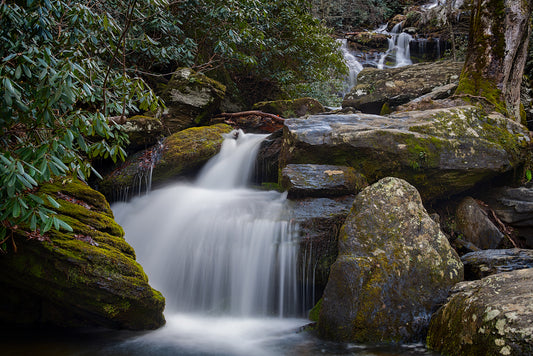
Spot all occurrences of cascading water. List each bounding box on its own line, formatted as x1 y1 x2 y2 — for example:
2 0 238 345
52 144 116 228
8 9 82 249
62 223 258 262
378 22 413 69
110 130 308 355
338 38 364 96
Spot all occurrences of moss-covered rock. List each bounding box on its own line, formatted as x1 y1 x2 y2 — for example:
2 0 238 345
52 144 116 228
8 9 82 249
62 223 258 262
427 268 533 355
342 61 463 114
318 177 463 343
160 68 226 132
252 97 325 118
280 106 530 201
98 124 233 201
0 179 165 330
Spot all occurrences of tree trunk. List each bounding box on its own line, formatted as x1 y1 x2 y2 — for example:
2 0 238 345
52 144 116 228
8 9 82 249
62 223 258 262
455 0 532 122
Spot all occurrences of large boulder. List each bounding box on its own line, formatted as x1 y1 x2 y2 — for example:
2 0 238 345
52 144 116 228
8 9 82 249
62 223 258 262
342 60 463 114
318 177 463 343
98 124 233 201
0 180 165 330
160 68 226 133
427 268 533 355
121 115 164 152
280 106 530 201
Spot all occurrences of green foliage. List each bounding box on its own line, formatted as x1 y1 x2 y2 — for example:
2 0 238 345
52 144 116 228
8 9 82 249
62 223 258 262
0 0 165 251
171 0 347 105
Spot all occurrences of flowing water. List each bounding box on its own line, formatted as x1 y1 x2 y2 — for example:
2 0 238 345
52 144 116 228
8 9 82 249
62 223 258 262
378 22 413 69
1 131 439 355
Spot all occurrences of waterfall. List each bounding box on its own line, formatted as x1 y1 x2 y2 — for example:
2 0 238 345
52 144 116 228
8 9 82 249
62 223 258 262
338 38 364 95
378 22 413 69
112 130 302 318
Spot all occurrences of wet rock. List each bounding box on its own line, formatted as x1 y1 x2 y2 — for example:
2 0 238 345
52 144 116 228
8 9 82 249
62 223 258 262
482 185 533 248
160 68 226 133
252 97 325 118
281 164 367 198
280 106 530 202
342 60 463 114
456 196 504 250
346 32 389 52
318 177 463 343
289 195 354 306
0 180 165 330
427 268 533 355
122 115 164 152
462 249 533 280
397 83 459 112
99 124 233 201
255 130 283 184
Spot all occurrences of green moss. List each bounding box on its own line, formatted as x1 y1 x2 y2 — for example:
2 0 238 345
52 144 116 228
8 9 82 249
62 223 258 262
309 298 322 322
380 102 391 115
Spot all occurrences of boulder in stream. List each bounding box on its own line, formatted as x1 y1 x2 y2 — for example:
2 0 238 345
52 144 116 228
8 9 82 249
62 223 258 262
318 177 463 343
252 97 325 118
280 106 530 201
342 60 463 114
427 268 533 355
0 180 165 330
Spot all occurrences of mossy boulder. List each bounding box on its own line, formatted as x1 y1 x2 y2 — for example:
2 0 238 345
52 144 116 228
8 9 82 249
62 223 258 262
121 115 164 152
160 68 226 132
252 97 325 118
280 106 530 202
346 32 389 52
98 124 233 201
318 177 463 343
281 164 367 198
0 179 165 330
427 268 533 355
342 60 463 114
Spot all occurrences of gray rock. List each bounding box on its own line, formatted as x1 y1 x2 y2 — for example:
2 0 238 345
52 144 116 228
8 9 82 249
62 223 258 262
289 196 355 306
342 61 463 114
427 268 533 355
280 106 530 201
462 249 533 280
160 68 226 133
318 177 463 343
456 196 504 249
281 164 367 198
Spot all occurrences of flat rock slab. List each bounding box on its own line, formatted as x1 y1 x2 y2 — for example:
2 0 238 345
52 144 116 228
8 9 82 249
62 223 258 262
281 164 367 198
462 248 533 280
428 268 533 355
280 106 530 201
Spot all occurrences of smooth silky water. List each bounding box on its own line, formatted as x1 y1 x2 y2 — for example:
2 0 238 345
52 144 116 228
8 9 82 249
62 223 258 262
1 131 439 355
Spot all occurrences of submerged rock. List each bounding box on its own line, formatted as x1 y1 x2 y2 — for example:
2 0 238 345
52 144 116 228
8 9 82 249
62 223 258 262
280 106 530 201
462 249 533 280
342 60 463 114
160 68 226 133
0 180 165 330
252 97 325 118
281 164 367 198
427 268 533 355
455 196 504 250
318 177 463 343
99 124 233 201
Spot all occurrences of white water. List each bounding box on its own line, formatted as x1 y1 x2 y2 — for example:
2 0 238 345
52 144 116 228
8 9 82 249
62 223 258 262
378 22 413 69
111 130 307 355
338 38 364 95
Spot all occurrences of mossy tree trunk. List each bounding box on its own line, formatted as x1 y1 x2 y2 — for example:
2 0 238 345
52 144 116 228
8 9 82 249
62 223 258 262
455 0 532 122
